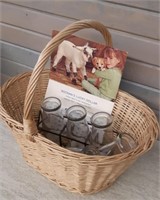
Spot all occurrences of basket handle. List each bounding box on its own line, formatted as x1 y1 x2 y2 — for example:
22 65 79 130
23 19 113 138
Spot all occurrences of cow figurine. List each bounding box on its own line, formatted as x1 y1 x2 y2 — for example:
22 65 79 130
52 40 96 84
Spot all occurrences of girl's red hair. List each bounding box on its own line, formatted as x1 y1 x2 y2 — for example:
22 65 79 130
95 47 128 71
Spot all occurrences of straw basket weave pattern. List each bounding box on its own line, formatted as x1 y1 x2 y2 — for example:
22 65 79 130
0 20 159 194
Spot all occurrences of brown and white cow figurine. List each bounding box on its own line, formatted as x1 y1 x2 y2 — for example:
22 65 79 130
52 40 96 84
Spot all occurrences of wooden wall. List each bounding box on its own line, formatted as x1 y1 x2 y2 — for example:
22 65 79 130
0 0 160 120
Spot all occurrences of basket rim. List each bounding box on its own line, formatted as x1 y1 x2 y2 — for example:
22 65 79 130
0 71 48 129
1 70 159 161
36 132 148 161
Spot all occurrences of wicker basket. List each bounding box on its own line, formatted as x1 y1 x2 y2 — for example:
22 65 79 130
0 20 159 195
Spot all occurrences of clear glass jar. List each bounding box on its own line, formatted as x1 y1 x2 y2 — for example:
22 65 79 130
116 132 138 153
90 112 112 145
41 97 65 134
66 105 90 148
82 112 113 155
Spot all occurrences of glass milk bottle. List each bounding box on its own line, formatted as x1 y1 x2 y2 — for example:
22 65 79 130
41 97 65 134
66 105 90 148
83 112 113 155
90 112 112 145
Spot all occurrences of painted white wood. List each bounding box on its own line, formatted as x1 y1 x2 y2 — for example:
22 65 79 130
0 73 10 85
1 2 72 35
1 41 40 67
104 0 160 12
2 0 159 39
124 59 160 90
1 21 159 67
1 2 159 66
0 23 51 52
1 58 32 76
120 80 160 110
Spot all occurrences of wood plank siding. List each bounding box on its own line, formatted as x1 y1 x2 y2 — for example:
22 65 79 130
1 0 159 120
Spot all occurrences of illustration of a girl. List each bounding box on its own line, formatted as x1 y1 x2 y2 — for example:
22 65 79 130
82 48 127 101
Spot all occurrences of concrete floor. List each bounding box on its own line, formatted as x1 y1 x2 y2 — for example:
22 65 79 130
0 120 159 200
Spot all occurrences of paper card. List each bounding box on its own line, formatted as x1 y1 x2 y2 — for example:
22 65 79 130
44 31 128 120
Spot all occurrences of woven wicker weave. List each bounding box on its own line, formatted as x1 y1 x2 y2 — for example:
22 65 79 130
0 20 159 194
